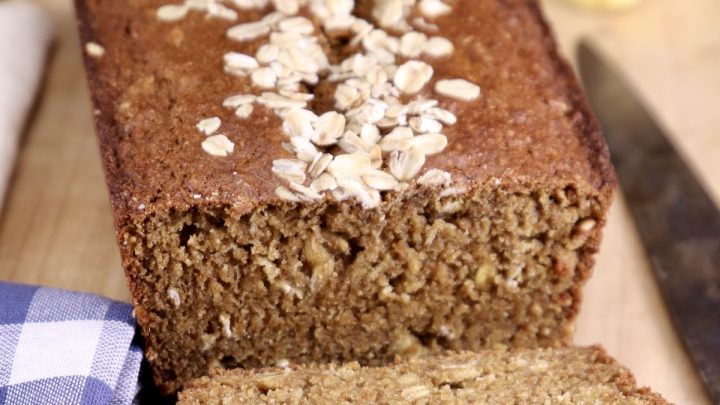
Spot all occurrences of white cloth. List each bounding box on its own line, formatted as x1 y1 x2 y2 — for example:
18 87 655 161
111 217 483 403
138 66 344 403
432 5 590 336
0 282 142 405
0 1 53 212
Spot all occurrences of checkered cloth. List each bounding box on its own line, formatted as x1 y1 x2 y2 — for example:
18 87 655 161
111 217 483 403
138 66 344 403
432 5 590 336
0 282 142 405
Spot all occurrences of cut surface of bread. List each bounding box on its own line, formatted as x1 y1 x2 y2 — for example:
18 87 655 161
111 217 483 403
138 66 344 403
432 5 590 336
178 346 670 404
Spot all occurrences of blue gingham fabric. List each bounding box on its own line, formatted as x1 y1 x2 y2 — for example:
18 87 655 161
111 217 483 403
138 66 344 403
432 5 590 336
0 282 142 405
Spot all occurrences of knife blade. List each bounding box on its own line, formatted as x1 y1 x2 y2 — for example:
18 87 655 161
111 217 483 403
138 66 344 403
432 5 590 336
578 41 720 404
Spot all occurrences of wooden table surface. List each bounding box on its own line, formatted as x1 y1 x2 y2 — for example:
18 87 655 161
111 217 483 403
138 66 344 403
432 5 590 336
1 0 717 403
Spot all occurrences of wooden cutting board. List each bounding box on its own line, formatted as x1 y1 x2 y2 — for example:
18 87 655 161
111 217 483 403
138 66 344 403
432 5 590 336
0 1 717 403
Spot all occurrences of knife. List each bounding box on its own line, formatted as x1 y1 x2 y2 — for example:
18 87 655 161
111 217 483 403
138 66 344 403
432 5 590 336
578 41 720 404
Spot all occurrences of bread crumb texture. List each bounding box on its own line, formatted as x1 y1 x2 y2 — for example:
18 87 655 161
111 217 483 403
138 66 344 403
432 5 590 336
178 347 671 404
126 184 606 392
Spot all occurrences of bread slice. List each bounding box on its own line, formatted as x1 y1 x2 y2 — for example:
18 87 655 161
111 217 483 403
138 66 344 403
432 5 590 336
178 346 669 404
76 0 614 393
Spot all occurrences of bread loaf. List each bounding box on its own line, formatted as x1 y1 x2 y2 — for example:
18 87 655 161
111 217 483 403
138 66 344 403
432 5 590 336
76 0 615 393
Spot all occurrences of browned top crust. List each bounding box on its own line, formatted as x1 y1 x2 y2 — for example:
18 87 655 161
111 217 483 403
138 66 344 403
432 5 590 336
76 0 615 223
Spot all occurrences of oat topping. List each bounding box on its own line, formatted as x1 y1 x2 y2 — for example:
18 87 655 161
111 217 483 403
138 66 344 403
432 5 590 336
158 0 480 208
85 42 105 58
379 127 413 152
275 185 301 202
418 0 452 19
327 151 371 180
435 79 481 101
310 172 337 192
289 182 323 200
389 147 426 181
234 104 254 119
399 31 427 58
394 61 434 94
424 36 454 58
223 94 256 108
251 67 278 88
410 133 448 155
272 158 307 183
202 134 235 156
312 111 346 146
227 20 271 41
207 2 238 20
373 0 406 30
309 153 333 177
224 52 259 71
411 16 439 32
283 108 317 138
362 169 400 191
259 92 308 109
231 0 270 9
272 0 300 15
417 168 452 186
196 117 222 135
157 4 189 22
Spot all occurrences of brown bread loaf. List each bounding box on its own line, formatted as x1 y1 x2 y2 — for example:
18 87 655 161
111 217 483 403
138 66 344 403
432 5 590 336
76 0 615 393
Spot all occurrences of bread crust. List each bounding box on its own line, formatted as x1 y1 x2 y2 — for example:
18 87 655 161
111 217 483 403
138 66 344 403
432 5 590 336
75 0 615 221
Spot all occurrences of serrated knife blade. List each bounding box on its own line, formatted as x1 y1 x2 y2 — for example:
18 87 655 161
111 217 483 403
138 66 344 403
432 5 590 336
578 41 720 404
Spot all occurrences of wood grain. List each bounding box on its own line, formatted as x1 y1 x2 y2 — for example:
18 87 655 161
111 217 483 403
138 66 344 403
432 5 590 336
0 0 717 403
0 0 128 301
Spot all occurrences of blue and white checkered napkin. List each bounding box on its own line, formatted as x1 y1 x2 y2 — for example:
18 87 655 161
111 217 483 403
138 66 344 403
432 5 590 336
0 282 142 405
